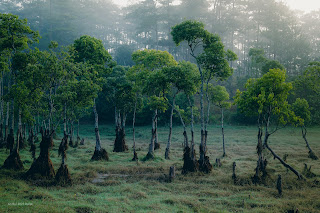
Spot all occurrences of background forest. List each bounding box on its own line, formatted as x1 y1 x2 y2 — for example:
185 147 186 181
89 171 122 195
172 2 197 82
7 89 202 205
1 0 319 126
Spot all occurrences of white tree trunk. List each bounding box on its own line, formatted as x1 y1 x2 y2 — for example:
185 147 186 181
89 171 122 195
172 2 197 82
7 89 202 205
148 109 157 155
165 95 176 159
221 108 225 157
132 100 137 152
93 99 101 151
198 66 205 161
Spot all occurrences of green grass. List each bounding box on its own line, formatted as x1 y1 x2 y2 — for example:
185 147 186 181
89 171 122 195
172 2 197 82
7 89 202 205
0 124 320 212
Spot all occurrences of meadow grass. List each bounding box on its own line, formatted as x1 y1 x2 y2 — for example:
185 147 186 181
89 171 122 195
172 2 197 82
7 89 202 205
0 124 319 212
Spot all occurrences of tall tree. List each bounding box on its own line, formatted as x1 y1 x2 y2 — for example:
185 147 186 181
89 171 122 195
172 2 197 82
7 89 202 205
0 13 39 170
163 61 199 160
131 49 177 160
235 68 304 182
72 35 115 161
171 20 236 173
292 98 318 160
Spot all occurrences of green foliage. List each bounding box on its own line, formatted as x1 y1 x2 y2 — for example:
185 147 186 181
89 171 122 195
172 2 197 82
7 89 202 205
104 65 136 114
130 49 177 113
171 20 206 46
148 96 168 112
292 98 311 126
262 60 285 74
163 61 200 96
171 20 236 82
209 85 231 109
0 13 39 52
72 35 115 83
293 62 320 124
235 69 301 127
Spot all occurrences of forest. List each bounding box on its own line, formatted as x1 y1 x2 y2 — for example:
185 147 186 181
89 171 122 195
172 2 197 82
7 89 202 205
0 0 319 212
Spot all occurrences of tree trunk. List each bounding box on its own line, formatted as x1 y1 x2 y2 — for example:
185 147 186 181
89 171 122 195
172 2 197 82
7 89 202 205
4 78 10 143
0 76 3 147
175 107 188 148
94 100 101 151
205 83 211 154
182 96 199 174
25 129 55 179
91 99 108 161
146 109 157 160
69 121 74 147
154 115 160 150
265 142 304 180
165 95 176 159
11 99 14 132
260 120 304 180
302 126 318 160
199 65 205 162
198 75 212 173
76 119 80 146
188 96 195 160
63 102 67 134
16 109 22 153
132 100 138 161
252 126 267 184
5 102 9 144
114 111 128 152
222 108 226 157
49 87 53 131
28 128 36 162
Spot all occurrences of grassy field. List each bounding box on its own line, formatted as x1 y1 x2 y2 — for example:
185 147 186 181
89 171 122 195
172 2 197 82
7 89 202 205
0 124 319 213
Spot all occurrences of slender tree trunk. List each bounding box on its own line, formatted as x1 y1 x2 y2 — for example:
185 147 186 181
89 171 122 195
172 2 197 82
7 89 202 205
93 99 101 152
49 87 53 131
63 102 67 135
5 102 9 143
77 120 80 141
262 119 304 180
198 66 205 161
16 109 22 153
205 83 211 155
188 96 195 160
0 75 3 144
175 107 188 148
154 114 159 149
132 100 137 159
69 120 74 147
146 109 157 159
301 126 318 160
222 108 226 157
265 142 304 180
165 94 176 159
37 112 40 134
114 110 128 152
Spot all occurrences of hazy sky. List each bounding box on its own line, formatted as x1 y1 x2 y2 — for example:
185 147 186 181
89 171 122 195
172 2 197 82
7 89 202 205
112 0 320 12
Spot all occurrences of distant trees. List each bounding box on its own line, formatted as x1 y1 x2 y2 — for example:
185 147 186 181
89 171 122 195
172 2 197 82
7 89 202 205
293 62 320 125
2 0 318 76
